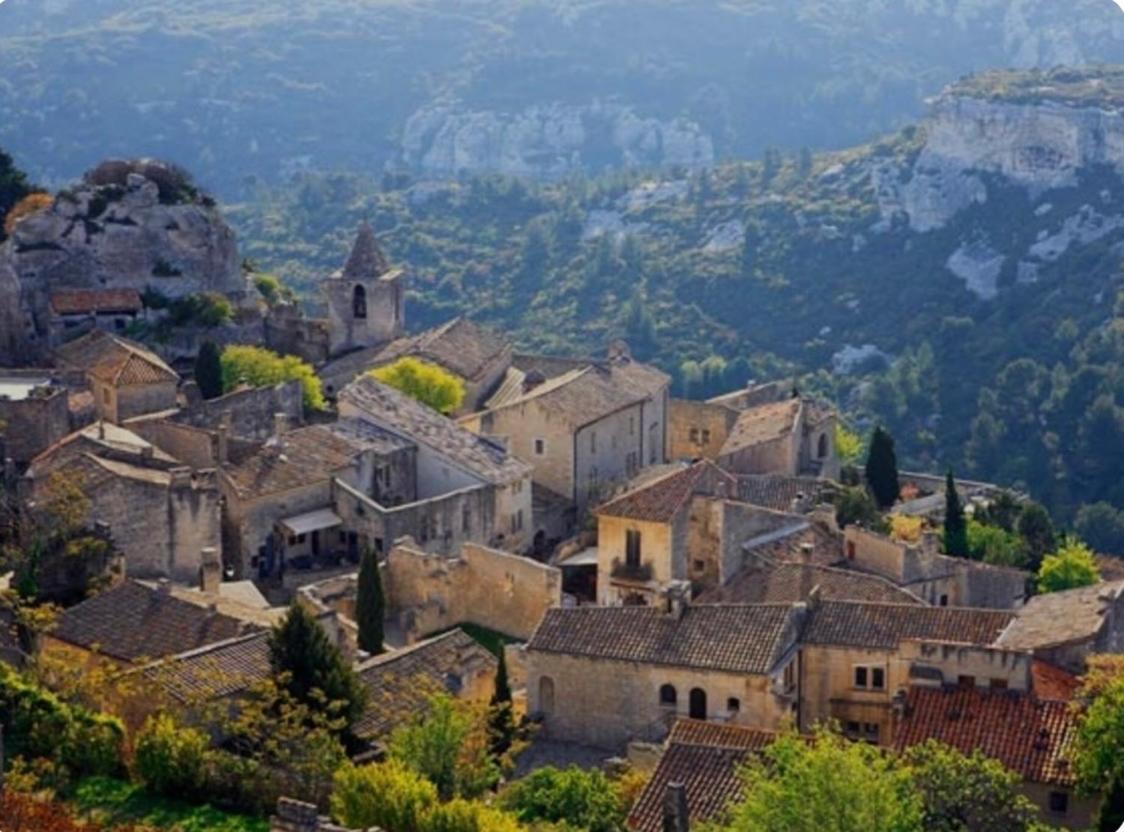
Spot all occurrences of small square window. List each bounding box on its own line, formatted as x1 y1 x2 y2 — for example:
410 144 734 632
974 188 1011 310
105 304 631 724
845 720 860 736
1048 791 1069 814
689 428 700 443
701 429 711 444
534 439 546 456
727 697 740 713
957 675 975 689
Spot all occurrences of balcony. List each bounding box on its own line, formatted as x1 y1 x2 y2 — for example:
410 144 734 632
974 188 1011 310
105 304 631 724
610 558 653 583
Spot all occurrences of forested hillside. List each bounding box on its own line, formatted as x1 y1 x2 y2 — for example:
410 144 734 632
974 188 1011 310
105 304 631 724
2 0 1124 189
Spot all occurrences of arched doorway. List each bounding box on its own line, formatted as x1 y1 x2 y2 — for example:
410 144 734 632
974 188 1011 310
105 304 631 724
539 676 555 715
689 687 707 721
353 284 368 319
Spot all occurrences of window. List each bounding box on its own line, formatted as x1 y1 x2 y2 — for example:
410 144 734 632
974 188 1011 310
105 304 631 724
817 433 829 459
957 675 975 689
989 678 1008 690
854 667 868 689
625 529 642 569
1048 791 1069 815
783 660 796 692
689 428 700 443
871 667 885 690
534 438 545 456
352 285 368 319
689 688 707 721
659 684 677 707
862 722 880 744
701 429 711 445
692 559 706 573
338 531 347 544
939 594 949 607
296 533 306 545
114 318 126 331
511 510 524 533
727 697 740 713
854 665 885 691
462 506 472 534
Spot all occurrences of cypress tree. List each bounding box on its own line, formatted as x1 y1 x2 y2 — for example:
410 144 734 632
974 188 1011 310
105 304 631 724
356 547 385 656
194 340 224 400
268 602 366 732
865 426 900 510
487 648 516 757
943 469 969 557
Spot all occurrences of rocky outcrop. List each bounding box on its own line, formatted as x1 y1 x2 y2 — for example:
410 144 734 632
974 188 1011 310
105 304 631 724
401 103 714 178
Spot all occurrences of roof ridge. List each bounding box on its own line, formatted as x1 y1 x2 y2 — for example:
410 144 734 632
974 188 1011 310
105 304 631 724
357 628 467 670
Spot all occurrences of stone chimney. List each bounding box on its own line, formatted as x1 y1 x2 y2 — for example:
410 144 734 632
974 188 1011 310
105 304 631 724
200 547 221 594
664 581 691 620
663 782 690 832
216 423 229 466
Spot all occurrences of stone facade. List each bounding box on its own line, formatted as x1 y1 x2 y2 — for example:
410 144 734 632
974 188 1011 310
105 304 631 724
0 376 71 464
668 399 738 461
171 380 304 441
323 222 405 355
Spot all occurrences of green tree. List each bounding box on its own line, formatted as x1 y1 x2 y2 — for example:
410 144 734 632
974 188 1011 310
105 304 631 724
499 765 626 832
710 729 921 832
221 345 324 410
268 602 367 734
0 148 35 242
1037 537 1100 594
943 471 969 558
487 649 516 757
370 357 466 415
865 426 901 510
194 340 224 400
331 759 437 832
1016 502 1057 572
389 694 500 800
356 547 386 656
902 740 1039 832
1075 502 1124 556
966 520 1027 568
1073 660 1124 831
132 713 209 798
835 486 888 533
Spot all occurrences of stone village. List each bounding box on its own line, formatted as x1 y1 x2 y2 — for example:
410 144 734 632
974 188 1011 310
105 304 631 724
1 161 1122 831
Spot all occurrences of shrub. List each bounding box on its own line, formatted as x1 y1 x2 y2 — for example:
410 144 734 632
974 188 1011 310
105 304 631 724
3 191 52 236
420 799 524 832
167 292 233 328
133 713 209 798
500 765 626 832
221 345 324 410
331 760 438 832
370 357 466 415
253 273 293 305
1037 537 1100 594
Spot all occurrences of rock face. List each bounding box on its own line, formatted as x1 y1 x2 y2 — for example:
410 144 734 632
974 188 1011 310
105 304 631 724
401 103 714 178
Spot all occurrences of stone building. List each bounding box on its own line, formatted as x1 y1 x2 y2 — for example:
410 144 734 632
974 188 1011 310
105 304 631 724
841 526 1030 609
323 222 405 356
525 601 805 749
54 330 179 424
716 397 838 480
995 579 1124 672
462 349 670 520
24 421 221 583
46 288 144 345
338 375 534 554
0 372 72 464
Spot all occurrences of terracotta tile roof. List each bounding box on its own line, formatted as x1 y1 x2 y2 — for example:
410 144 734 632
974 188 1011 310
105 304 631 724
49 288 142 315
628 720 774 832
222 424 365 500
144 630 271 703
736 474 834 512
377 318 510 383
355 629 497 741
719 398 802 457
698 562 924 606
995 580 1124 651
528 604 798 675
597 461 738 523
1031 660 1081 702
54 330 178 386
803 600 1014 650
51 580 258 663
339 376 530 485
893 686 1079 786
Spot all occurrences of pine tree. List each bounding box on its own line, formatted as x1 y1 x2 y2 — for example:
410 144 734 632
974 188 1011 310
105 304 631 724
487 649 516 757
865 426 900 510
356 547 385 656
943 470 969 557
194 340 224 400
269 602 367 732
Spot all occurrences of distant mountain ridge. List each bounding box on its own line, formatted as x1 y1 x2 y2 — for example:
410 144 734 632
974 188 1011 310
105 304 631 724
3 0 1124 191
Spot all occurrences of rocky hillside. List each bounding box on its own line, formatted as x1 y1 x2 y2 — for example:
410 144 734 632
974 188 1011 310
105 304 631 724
3 0 1124 190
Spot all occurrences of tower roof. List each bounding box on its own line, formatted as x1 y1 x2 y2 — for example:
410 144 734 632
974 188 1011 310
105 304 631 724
342 221 391 279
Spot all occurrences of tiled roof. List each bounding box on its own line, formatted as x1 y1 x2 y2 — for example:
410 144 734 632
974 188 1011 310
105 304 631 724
355 629 497 740
628 720 774 832
736 474 834 512
995 580 1124 651
528 604 797 675
50 288 142 315
698 562 924 606
740 521 844 567
596 461 738 523
377 318 510 383
51 580 258 663
893 686 1079 786
719 399 801 457
803 600 1014 650
1031 660 1081 702
339 375 530 485
144 631 271 703
222 423 368 499
491 366 646 428
341 221 391 279
54 330 178 386
27 421 179 479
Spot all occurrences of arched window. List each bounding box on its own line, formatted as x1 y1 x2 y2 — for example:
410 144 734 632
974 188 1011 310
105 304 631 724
539 676 555 715
689 688 707 721
817 433 829 459
659 684 677 707
353 285 368 319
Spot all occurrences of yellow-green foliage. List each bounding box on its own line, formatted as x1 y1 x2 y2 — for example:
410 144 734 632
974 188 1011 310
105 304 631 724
889 514 923 544
420 798 524 832
1037 536 1100 594
133 713 209 797
331 760 438 832
370 357 466 415
220 344 324 410
834 422 863 465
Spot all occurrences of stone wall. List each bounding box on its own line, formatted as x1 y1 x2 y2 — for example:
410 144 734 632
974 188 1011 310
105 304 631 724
0 385 70 463
596 515 674 605
128 419 215 469
173 381 303 440
264 305 332 366
718 432 798 477
384 541 561 642
668 399 736 461
222 480 332 579
106 380 178 424
899 639 1032 691
573 403 646 513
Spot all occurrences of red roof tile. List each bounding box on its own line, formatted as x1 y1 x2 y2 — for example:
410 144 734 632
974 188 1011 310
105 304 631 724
1031 660 1081 702
50 288 142 315
597 461 738 523
893 686 1079 786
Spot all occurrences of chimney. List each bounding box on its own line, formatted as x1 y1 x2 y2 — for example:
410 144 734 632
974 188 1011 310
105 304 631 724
799 542 814 563
806 584 823 610
156 578 172 596
663 782 690 832
200 547 221 594
217 424 229 466
97 421 106 440
664 581 690 620
273 411 289 438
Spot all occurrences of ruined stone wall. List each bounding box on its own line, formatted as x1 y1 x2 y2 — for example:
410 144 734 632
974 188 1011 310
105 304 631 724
0 386 70 463
128 419 215 469
264 305 332 367
173 380 303 440
116 381 179 424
